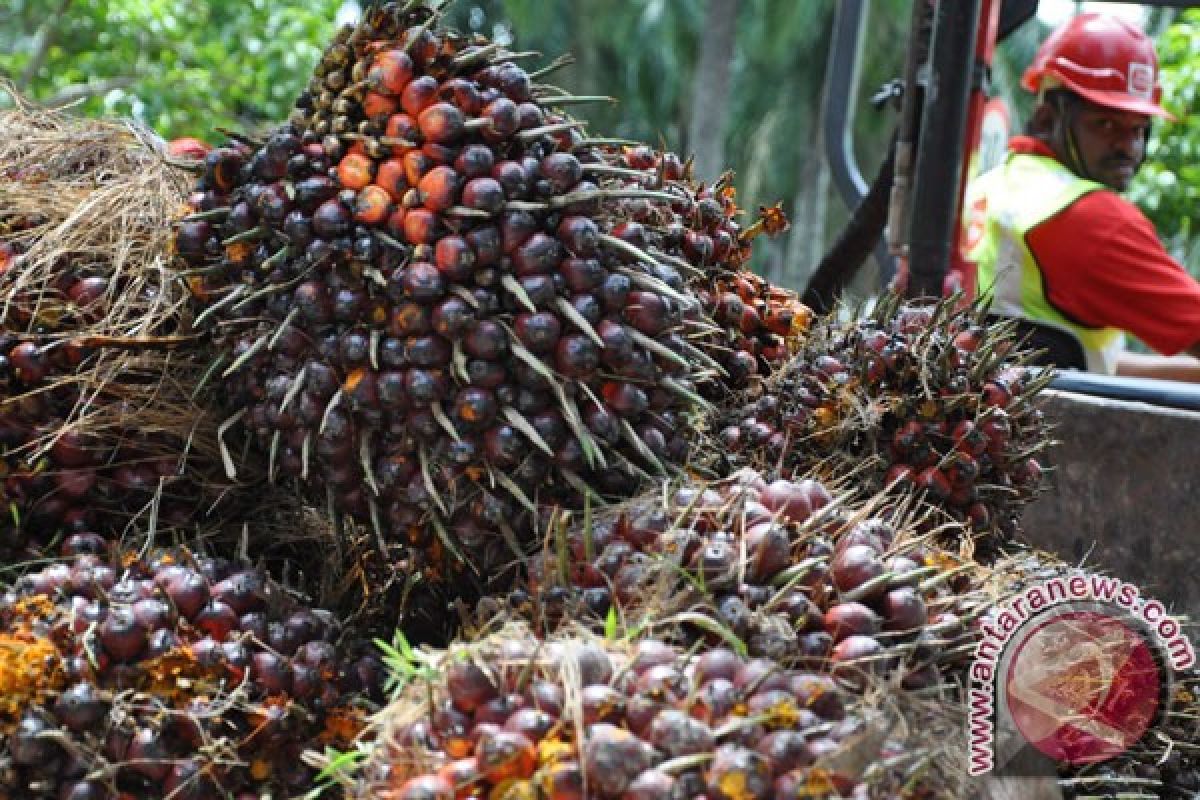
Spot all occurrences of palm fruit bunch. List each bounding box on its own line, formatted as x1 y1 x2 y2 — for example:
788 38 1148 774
677 187 810 391
172 0 806 590
714 295 1053 549
507 469 986 693
0 536 384 799
349 622 968 799
0 105 240 561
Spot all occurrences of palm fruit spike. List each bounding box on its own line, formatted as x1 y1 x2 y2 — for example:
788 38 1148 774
0 537 384 799
176 3 748 591
349 622 971 799
714 294 1054 553
0 107 238 560
498 469 988 693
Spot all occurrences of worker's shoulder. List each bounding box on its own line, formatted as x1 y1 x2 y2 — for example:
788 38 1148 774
1057 187 1153 237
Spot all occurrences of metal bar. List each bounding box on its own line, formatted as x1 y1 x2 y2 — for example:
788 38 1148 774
905 0 983 299
820 0 895 281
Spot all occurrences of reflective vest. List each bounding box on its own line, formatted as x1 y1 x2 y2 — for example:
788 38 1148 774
964 152 1126 374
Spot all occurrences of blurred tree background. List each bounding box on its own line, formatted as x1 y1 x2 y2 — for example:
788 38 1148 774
0 0 1193 292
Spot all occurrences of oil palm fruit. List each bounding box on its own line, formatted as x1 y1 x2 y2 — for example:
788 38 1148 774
0 539 383 799
714 295 1053 551
350 623 966 799
487 469 988 695
0 108 237 562
174 2 802 592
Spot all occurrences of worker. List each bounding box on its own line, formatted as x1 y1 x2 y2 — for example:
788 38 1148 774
963 12 1200 381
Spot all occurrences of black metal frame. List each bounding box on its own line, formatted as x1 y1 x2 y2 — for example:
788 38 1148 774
820 0 896 281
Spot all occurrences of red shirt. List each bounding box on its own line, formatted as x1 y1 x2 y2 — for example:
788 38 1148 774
1009 135 1200 356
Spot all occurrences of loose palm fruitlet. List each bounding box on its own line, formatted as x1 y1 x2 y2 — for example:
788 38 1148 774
351 623 966 799
174 1 800 587
716 295 1053 548
510 469 986 692
0 107 235 561
0 539 384 799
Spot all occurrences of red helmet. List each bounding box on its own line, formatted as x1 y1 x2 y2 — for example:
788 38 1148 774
1022 13 1173 120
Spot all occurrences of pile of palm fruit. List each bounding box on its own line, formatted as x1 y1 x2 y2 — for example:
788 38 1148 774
348 621 969 800
714 296 1053 552
1 1 1196 799
171 0 810 604
0 537 383 799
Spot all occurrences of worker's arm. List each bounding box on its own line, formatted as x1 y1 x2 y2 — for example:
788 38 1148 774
1115 347 1200 383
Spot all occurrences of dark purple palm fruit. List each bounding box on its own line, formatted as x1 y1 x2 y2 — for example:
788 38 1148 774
713 293 1052 552
0 546 384 799
508 468 993 686
176 1 722 606
354 622 957 799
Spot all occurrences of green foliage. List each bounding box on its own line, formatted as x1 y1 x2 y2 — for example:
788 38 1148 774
0 0 342 140
1128 10 1200 276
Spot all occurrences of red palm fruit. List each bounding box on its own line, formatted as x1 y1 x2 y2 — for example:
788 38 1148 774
403 149 435 186
559 258 605 293
825 604 883 647
556 334 600 378
336 152 374 190
363 90 399 118
515 312 562 353
881 587 927 632
401 75 440 117
419 165 460 212
831 635 886 689
491 159 528 198
65 275 110 320
402 262 446 303
368 49 414 95
477 730 537 784
540 760 585 800
433 235 475 282
193 599 238 639
8 342 47 384
759 479 813 525
982 380 1012 408
354 185 393 226
385 112 420 143
501 210 538 253
99 606 146 662
512 233 561 277
832 544 885 596
556 216 600 257
916 466 952 499
403 208 440 244
481 97 520 138
582 724 656 797
375 158 407 201
418 102 466 144
611 220 646 249
461 177 505 214
465 225 501 267
438 77 483 115
454 143 494 179
539 153 582 194
446 661 497 713
204 146 244 191
125 727 172 782
660 152 685 180
883 463 915 491
624 291 671 336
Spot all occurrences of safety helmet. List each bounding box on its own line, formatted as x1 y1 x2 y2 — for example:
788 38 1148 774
1021 13 1173 120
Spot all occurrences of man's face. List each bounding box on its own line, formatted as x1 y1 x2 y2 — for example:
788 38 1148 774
1066 101 1151 192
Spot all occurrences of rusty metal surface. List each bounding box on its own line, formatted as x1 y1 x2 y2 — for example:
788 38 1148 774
1019 389 1200 621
